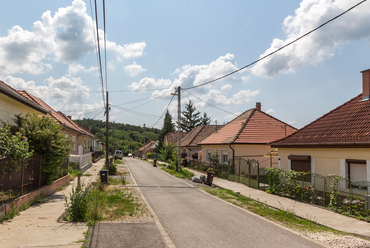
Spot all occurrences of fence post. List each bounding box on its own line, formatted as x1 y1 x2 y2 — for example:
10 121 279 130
257 162 260 190
323 177 326 206
248 159 251 187
238 158 241 183
21 159 25 195
39 155 42 187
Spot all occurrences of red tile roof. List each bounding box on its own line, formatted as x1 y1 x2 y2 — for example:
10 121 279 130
164 132 188 145
17 90 93 137
200 108 297 145
138 140 158 152
181 125 224 147
272 94 370 147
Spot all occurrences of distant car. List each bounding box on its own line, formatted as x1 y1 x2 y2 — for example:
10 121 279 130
114 150 123 159
128 153 132 157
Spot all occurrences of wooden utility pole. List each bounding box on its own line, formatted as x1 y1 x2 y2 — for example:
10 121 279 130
105 91 109 169
143 124 146 157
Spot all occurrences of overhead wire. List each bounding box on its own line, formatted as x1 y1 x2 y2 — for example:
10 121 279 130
149 95 175 128
183 0 367 90
89 0 104 108
93 0 106 107
103 0 108 92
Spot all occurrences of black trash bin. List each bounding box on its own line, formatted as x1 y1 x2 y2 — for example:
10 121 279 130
206 171 214 186
100 169 108 183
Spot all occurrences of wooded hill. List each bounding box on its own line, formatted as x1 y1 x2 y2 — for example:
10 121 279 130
73 118 160 155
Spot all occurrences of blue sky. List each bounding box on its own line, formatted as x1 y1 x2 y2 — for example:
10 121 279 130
1 0 370 129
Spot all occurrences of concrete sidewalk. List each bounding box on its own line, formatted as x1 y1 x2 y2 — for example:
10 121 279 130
0 159 104 248
188 168 370 239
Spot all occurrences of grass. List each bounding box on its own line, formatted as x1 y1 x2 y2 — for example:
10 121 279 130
161 166 194 179
108 176 126 185
56 181 70 192
204 187 345 234
0 193 46 222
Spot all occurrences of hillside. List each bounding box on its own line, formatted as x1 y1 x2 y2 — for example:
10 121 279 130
73 118 160 155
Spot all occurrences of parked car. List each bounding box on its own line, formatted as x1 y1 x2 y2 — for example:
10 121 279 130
128 153 132 157
114 150 123 159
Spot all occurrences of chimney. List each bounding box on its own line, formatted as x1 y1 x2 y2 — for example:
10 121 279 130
362 69 370 100
256 102 261 111
67 116 72 120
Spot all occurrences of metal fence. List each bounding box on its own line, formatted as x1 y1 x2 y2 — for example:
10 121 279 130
0 155 69 204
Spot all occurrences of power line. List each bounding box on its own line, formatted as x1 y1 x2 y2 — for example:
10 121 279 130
103 0 108 92
183 0 367 90
112 105 162 119
149 95 175 128
14 88 168 93
182 89 237 117
93 0 106 107
89 0 104 108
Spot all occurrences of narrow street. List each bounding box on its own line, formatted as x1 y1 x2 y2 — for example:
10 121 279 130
125 158 323 248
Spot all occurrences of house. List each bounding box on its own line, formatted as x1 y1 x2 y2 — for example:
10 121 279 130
199 102 297 168
17 90 96 170
0 80 48 127
180 125 223 160
138 140 159 156
271 69 370 184
164 131 188 146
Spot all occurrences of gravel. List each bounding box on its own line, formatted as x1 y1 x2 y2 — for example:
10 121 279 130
306 232 370 248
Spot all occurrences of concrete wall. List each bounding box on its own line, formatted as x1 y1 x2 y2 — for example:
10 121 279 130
0 94 45 127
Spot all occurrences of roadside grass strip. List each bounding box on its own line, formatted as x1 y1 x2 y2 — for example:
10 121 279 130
161 167 194 179
204 187 345 235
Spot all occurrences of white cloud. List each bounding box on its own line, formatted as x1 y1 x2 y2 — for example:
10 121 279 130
67 63 98 76
4 75 91 110
0 0 146 77
251 0 370 78
194 89 260 109
241 75 251 83
221 83 232 91
129 77 172 92
265 109 275 115
124 62 147 77
287 120 298 128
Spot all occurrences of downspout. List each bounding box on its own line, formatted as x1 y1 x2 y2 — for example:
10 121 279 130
229 143 235 180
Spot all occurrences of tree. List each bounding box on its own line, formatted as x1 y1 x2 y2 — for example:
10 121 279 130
157 110 175 151
9 114 72 184
0 126 32 177
201 112 211 125
181 100 202 132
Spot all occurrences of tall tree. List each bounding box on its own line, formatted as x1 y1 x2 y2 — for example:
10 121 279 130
201 112 211 125
181 100 202 132
157 110 175 151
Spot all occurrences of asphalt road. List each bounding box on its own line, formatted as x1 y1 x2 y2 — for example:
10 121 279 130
125 158 324 248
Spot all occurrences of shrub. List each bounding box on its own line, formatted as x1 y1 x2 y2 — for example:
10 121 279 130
65 185 91 222
108 163 117 175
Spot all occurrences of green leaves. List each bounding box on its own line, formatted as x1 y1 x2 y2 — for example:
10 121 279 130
0 126 32 177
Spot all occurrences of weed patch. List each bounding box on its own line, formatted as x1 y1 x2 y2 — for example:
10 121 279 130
162 166 194 179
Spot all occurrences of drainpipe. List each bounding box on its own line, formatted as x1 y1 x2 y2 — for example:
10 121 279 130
229 143 235 180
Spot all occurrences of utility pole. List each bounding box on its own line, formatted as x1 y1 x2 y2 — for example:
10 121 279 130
171 86 181 171
112 123 115 153
105 91 109 169
143 124 146 157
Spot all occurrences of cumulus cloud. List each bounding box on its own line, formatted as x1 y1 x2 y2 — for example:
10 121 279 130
67 63 98 76
129 77 172 92
124 62 147 77
141 54 239 99
221 83 232 91
265 109 275 115
4 75 91 110
0 0 145 77
251 0 370 78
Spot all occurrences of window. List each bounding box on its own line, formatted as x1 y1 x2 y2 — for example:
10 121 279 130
221 150 228 164
206 149 211 161
346 159 367 185
72 136 76 150
288 155 311 172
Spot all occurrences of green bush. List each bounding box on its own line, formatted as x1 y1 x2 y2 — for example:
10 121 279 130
146 152 152 159
109 163 117 175
65 185 91 222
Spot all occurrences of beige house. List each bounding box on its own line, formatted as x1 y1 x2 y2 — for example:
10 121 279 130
271 69 370 184
200 102 297 168
0 80 48 127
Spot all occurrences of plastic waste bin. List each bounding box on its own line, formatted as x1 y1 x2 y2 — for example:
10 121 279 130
100 169 108 183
